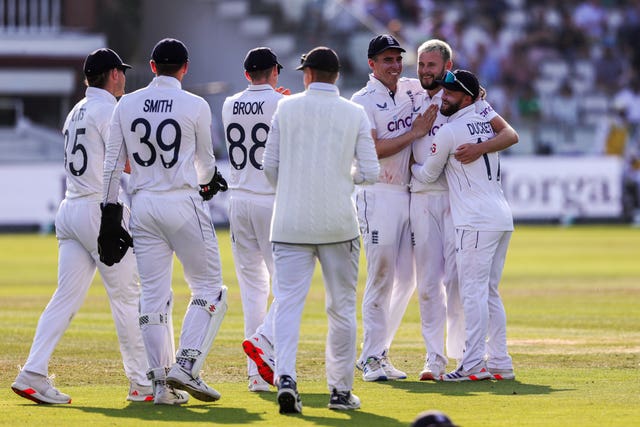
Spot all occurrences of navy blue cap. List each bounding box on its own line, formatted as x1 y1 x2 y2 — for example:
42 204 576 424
83 48 131 76
152 38 189 64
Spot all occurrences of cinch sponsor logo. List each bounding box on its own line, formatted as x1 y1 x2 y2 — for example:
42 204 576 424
428 123 443 137
387 114 412 132
479 105 494 117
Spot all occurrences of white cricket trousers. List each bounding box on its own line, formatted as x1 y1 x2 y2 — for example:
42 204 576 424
357 184 415 363
455 229 513 371
23 196 149 385
410 191 465 370
130 189 224 371
272 239 360 392
229 192 275 377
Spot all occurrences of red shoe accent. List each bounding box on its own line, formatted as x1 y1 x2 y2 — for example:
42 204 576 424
469 368 488 381
419 372 437 381
11 386 71 404
242 340 274 385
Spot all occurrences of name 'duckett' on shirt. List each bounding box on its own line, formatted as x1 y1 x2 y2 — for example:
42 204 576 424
466 121 493 136
143 99 173 112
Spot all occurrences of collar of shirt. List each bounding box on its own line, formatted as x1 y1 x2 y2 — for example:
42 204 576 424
248 83 275 92
427 87 444 104
446 102 476 122
85 86 116 104
151 75 182 89
368 73 391 93
308 82 338 94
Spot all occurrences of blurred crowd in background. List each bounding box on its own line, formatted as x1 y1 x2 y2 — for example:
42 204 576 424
282 0 640 216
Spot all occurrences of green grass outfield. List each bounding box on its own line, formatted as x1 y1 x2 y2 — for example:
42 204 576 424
0 226 638 426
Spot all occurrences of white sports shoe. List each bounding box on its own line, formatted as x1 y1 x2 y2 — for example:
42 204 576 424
166 363 221 402
11 369 71 404
419 361 444 381
488 367 516 380
441 363 492 382
380 352 407 380
126 382 154 402
242 333 276 385
362 356 387 382
248 374 270 392
153 382 190 405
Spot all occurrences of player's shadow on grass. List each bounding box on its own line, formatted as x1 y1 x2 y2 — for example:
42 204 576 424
253 391 406 426
59 404 264 424
376 379 570 396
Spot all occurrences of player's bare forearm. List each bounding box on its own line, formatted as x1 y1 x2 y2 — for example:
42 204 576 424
375 108 434 159
454 115 519 164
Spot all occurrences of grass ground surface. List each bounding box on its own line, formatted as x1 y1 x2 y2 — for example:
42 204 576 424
0 225 639 426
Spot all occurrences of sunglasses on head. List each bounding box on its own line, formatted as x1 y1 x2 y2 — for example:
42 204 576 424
443 70 473 97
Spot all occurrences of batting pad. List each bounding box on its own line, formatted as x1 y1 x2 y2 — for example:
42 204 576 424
188 286 228 376
139 294 175 371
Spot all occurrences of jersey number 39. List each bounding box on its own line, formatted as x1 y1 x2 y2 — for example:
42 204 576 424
131 118 181 169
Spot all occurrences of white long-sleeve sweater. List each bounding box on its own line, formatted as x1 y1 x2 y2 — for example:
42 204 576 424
263 82 379 244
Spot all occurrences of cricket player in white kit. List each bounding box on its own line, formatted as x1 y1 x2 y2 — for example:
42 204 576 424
411 39 519 381
11 48 152 404
222 47 288 392
351 34 429 382
101 39 229 404
412 69 515 382
263 47 379 414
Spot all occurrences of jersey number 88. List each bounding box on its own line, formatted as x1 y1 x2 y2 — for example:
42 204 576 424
226 122 269 170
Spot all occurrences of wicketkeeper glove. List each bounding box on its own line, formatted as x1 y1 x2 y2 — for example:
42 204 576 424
199 167 228 201
97 203 133 266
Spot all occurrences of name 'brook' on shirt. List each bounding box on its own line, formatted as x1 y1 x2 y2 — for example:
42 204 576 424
466 121 492 136
144 99 173 113
233 101 264 115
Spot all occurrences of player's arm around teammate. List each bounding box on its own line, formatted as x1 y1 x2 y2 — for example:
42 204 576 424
454 112 519 164
412 70 515 382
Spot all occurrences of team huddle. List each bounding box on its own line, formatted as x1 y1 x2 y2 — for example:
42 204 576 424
11 33 518 415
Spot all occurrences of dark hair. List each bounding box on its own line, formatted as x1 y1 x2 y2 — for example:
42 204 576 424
85 70 111 88
247 67 273 82
155 62 184 76
312 69 338 83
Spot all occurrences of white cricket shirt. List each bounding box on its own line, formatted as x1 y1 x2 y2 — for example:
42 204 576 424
62 87 116 199
411 88 499 193
412 103 513 231
103 76 216 203
351 75 424 186
221 84 282 195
